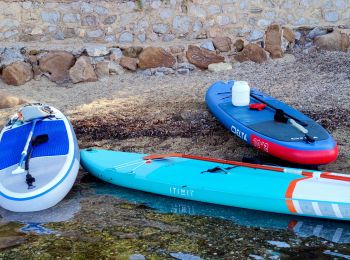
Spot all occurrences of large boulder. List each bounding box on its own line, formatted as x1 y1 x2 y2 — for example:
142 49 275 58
39 51 75 84
0 92 26 109
234 43 267 64
2 61 33 86
186 45 224 69
212 37 232 52
138 47 176 69
314 31 350 52
264 24 283 59
69 56 97 83
95 61 110 81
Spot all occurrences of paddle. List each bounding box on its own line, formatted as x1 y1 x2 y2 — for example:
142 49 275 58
12 119 41 175
24 134 49 189
250 93 308 127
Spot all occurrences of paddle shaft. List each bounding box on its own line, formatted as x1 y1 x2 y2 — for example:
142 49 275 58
18 119 39 168
250 92 308 127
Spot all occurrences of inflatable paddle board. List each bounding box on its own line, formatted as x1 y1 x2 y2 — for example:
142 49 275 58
205 80 338 165
0 104 80 212
81 149 350 221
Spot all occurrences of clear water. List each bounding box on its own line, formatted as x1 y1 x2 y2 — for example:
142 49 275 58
91 182 350 244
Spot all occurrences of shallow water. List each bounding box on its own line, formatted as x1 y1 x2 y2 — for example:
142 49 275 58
91 182 350 244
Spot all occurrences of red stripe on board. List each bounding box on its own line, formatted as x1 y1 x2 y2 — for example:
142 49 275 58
250 134 338 165
143 153 285 172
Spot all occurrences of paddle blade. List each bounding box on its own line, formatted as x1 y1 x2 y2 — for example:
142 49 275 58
32 134 49 147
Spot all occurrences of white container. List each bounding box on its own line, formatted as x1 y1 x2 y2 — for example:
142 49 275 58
232 81 250 106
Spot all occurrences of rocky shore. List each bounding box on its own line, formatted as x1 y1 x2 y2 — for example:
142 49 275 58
0 34 349 258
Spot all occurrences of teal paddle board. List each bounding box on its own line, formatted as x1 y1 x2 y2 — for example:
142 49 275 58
81 149 350 221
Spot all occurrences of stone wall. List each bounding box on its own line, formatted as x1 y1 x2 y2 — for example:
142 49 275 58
0 0 349 44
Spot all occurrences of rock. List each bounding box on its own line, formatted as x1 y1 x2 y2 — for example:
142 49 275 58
200 41 215 51
155 67 175 75
314 30 350 52
186 45 224 69
153 24 168 34
110 48 123 62
95 61 109 81
39 51 75 84
0 92 26 109
109 61 125 75
324 11 339 22
177 63 196 71
41 11 60 24
307 27 328 40
264 24 283 59
138 47 176 69
234 43 267 64
0 48 24 68
212 37 232 52
103 15 117 25
123 47 143 58
234 39 245 52
119 32 134 43
282 27 295 43
120 56 138 71
2 61 33 86
208 62 233 72
85 45 109 57
177 68 190 75
248 30 264 41
69 56 97 83
129 254 146 260
82 15 98 26
173 16 191 34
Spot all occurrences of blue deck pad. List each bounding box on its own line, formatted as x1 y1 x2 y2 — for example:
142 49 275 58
0 120 69 170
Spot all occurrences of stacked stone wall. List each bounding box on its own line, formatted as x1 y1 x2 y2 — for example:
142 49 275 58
0 0 349 44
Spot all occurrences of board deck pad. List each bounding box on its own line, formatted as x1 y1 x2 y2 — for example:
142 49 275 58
0 120 69 170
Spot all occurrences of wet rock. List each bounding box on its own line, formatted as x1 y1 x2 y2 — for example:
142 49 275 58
109 61 125 75
120 56 138 71
85 45 109 57
129 254 146 260
234 39 245 52
138 47 176 69
69 56 97 83
2 61 33 86
208 62 232 72
0 92 26 109
39 51 75 84
95 61 109 81
0 48 24 68
265 24 283 59
186 45 224 69
212 37 232 52
123 47 143 58
307 27 328 40
200 41 215 51
234 43 267 64
314 31 350 52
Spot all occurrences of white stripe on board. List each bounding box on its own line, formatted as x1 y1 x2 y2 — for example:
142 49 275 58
313 225 323 236
312 202 322 216
332 228 343 243
332 204 343 219
293 200 303 214
293 221 304 232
